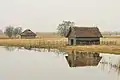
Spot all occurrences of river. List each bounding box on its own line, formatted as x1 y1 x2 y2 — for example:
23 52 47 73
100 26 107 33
0 46 120 80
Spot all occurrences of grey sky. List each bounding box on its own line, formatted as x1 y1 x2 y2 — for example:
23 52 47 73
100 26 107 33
0 0 120 32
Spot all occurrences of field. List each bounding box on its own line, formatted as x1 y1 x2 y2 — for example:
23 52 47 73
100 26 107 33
0 38 67 48
0 35 9 39
65 45 120 54
36 32 63 38
101 37 120 45
0 37 120 46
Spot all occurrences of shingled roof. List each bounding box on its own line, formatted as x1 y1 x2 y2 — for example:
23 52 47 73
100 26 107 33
20 29 36 36
66 27 102 37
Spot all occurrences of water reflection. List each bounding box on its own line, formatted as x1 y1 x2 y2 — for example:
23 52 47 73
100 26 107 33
65 51 102 67
4 46 67 56
24 46 32 50
1 46 120 80
99 54 120 75
4 46 16 51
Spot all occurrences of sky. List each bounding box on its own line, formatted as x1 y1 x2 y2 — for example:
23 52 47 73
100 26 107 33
0 0 120 32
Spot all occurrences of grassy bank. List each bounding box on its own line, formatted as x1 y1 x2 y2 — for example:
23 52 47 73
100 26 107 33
101 37 120 45
65 45 120 54
0 38 120 54
0 38 67 48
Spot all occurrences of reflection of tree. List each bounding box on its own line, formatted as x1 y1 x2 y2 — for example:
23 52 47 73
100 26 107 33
22 47 66 56
54 49 67 56
4 46 16 51
24 46 32 50
4 46 67 56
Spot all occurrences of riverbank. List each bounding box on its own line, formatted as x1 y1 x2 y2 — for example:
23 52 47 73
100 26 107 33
65 45 120 54
0 38 67 48
0 38 120 54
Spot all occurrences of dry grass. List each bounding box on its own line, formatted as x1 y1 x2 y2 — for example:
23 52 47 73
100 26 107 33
0 35 9 39
65 45 120 54
0 38 67 48
0 36 119 54
36 32 63 38
103 35 120 38
101 37 120 45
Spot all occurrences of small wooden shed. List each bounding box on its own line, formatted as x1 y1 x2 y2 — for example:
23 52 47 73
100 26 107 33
20 29 36 39
66 27 102 45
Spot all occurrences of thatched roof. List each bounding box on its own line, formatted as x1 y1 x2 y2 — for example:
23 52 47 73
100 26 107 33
66 27 102 37
20 29 36 36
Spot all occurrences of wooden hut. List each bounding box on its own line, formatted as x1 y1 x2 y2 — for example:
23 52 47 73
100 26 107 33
66 27 102 45
20 29 36 39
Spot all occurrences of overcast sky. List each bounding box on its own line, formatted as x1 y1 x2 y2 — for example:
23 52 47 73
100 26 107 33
0 0 120 32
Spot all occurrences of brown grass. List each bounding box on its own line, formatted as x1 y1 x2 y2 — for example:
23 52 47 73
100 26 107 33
65 45 120 54
36 32 63 38
0 36 119 54
103 35 120 38
0 35 9 39
101 38 120 45
0 38 67 48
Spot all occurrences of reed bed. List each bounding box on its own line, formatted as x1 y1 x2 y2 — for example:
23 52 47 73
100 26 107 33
0 38 67 48
0 37 120 54
65 45 120 54
100 38 120 45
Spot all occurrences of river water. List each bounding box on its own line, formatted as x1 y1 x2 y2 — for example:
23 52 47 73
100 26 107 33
0 46 120 80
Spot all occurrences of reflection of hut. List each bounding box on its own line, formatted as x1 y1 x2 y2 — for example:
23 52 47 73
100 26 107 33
20 29 36 39
65 51 102 67
66 27 102 45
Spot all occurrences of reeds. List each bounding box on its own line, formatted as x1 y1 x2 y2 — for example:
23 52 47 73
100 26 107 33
0 38 67 49
65 45 120 54
0 38 120 54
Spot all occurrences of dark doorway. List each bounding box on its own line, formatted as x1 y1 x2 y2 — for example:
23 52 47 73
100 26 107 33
71 39 74 45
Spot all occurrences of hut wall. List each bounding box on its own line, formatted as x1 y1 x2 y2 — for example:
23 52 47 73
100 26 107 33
76 37 100 45
76 37 99 41
21 35 36 39
68 37 100 45
68 38 76 45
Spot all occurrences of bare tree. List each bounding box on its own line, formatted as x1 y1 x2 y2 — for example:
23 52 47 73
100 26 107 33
57 21 75 37
13 27 22 37
0 29 3 35
4 26 14 38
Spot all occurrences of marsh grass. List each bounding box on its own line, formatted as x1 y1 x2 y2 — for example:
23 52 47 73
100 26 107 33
65 45 120 54
100 59 120 75
101 38 120 45
0 37 120 54
0 38 67 48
